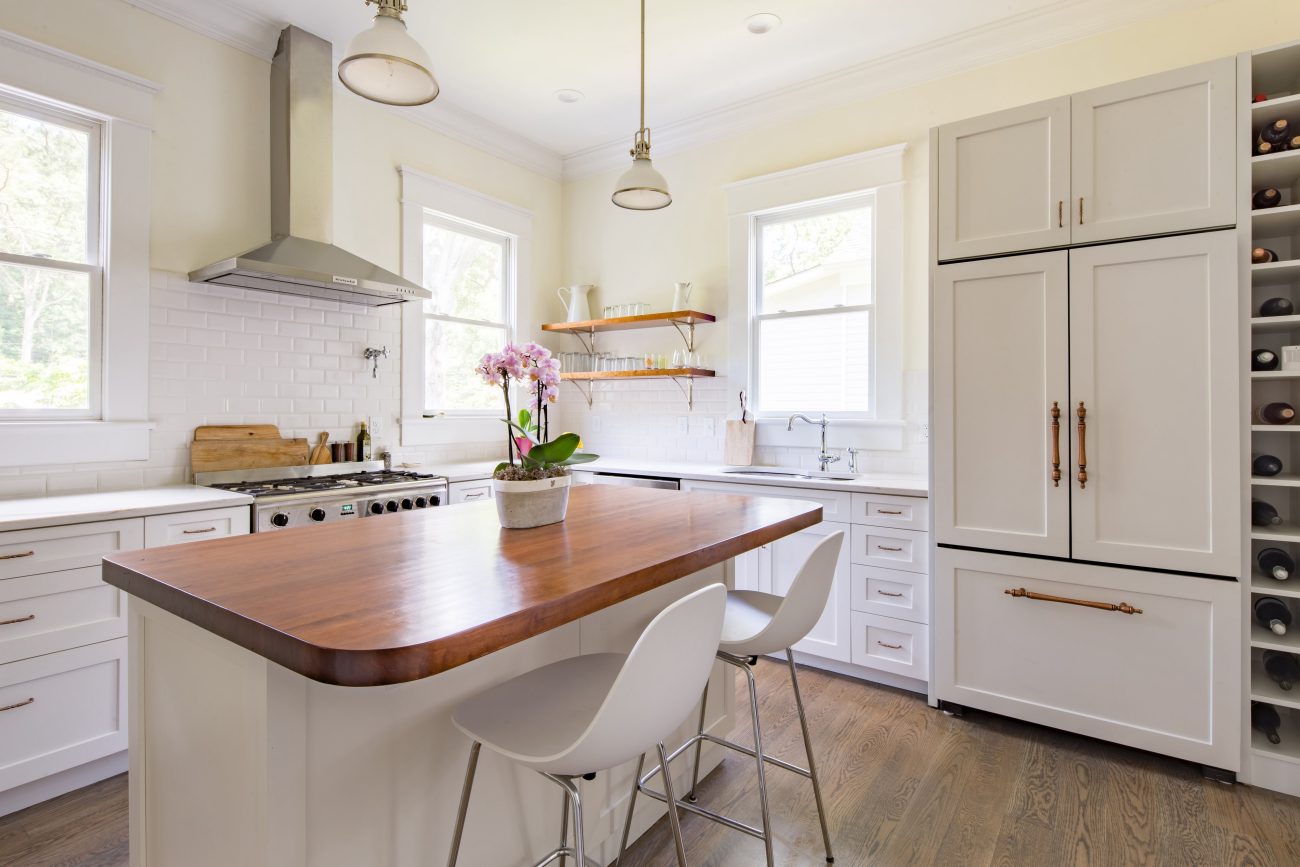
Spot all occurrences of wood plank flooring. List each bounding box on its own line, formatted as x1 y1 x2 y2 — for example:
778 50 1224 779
1 659 1297 866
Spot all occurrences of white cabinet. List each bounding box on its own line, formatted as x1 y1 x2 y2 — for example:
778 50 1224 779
937 97 1071 261
933 548 1238 769
1071 60 1235 245
769 521 852 662
932 252 1070 557
144 507 250 547
449 480 494 504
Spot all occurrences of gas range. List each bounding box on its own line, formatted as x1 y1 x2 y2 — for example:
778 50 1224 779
196 461 449 533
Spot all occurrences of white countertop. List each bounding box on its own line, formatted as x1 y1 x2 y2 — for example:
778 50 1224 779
0 485 254 532
426 456 927 497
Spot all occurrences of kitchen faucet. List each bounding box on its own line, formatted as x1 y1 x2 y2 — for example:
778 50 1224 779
787 413 840 472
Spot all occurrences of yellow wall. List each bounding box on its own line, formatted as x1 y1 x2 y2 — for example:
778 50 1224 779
561 0 1300 371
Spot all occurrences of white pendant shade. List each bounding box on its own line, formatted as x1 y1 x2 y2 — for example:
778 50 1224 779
338 14 439 107
612 156 672 210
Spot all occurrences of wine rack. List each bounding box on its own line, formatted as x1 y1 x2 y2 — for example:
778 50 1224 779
1243 38 1300 790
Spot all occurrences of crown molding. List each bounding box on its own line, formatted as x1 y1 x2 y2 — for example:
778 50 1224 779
0 28 163 96
561 0 1216 180
120 0 280 61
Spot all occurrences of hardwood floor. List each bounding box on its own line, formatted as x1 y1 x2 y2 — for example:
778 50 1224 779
1 659 1297 866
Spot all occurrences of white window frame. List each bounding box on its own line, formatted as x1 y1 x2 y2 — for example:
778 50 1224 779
726 144 906 448
399 166 531 446
0 29 157 466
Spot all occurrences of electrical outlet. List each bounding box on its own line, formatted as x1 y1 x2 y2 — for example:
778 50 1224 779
676 416 689 435
693 417 716 436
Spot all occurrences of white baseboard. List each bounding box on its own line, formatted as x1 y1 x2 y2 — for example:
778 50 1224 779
0 751 127 817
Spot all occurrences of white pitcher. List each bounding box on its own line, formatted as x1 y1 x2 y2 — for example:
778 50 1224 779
556 284 593 323
672 282 692 311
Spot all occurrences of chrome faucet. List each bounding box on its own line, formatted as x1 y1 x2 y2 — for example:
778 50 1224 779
788 413 840 472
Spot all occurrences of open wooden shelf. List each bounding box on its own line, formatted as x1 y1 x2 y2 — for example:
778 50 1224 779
1251 520 1300 542
1252 621 1300 653
542 310 717 335
1251 370 1300 379
1252 571 1300 599
1251 425 1300 433
1253 203 1300 235
561 368 715 382
1253 666 1300 711
1251 703 1300 763
1251 313 1300 332
1253 473 1300 487
1253 149 1300 189
1250 92 1300 117
1252 261 1300 287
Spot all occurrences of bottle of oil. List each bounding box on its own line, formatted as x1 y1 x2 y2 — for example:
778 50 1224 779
356 421 372 462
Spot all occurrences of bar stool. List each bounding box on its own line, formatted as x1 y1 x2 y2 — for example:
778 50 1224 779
446 582 727 867
621 531 844 866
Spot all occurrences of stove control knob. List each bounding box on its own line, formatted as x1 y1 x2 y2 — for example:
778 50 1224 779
401 498 414 510
309 508 326 522
385 500 399 513
414 496 428 508
369 502 384 515
270 513 290 528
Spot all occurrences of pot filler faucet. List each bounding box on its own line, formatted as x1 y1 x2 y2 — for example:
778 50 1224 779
788 413 840 472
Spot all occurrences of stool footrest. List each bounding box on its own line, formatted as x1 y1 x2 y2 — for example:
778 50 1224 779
532 846 601 867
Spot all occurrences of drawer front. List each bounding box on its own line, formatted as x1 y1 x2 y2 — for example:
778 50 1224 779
934 548 1239 769
0 519 143 581
144 507 250 548
0 638 127 792
850 612 928 680
851 526 929 573
851 493 929 531
0 567 124 665
449 481 494 504
680 480 851 523
851 564 929 624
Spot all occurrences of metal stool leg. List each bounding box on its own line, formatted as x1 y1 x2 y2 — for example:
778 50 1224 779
616 753 646 866
558 786 570 867
740 661 776 867
786 652 834 863
686 679 709 802
656 742 689 867
560 777 586 867
446 741 481 867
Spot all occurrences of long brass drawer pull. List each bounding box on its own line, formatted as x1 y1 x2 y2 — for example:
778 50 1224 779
876 590 905 597
876 641 904 650
0 550 34 560
1079 197 1085 225
0 697 34 713
1076 401 1088 489
1058 200 1064 228
1050 401 1061 487
876 509 903 515
1004 587 1142 615
0 614 35 626
182 527 217 535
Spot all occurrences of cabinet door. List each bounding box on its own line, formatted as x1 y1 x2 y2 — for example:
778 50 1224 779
1069 232 1238 575
769 521 852 663
1070 58 1235 244
937 97 1071 261
933 252 1070 557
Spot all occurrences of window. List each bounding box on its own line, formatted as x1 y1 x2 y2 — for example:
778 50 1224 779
420 214 512 414
754 195 873 416
0 94 102 418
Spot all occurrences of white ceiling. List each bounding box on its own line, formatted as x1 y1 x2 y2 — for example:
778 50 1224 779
125 0 1211 177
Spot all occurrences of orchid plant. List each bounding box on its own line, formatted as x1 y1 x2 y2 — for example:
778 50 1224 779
475 342 597 479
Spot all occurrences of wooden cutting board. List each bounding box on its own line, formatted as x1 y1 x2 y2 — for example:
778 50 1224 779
191 425 309 473
724 420 755 466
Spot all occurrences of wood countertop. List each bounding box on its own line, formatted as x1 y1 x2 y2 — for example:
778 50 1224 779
102 485 822 687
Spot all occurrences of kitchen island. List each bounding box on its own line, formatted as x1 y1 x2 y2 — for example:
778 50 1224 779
103 484 821 867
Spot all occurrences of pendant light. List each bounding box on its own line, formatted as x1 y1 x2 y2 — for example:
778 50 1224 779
612 0 671 210
338 0 439 107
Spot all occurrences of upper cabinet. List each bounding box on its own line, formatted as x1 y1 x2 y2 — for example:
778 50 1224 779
936 58 1236 262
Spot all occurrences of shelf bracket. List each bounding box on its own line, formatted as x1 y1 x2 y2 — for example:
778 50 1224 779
565 378 594 408
565 329 596 355
668 320 696 353
669 375 695 411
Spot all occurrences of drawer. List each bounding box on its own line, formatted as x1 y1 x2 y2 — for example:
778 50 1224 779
0 519 143 581
0 638 127 792
680 480 851 523
934 548 1239 769
448 481 494 504
850 612 928 680
851 493 928 531
0 567 125 665
144 507 250 547
851 526 928 573
851 564 929 624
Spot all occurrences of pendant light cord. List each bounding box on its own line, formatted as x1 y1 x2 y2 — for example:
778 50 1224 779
639 0 646 134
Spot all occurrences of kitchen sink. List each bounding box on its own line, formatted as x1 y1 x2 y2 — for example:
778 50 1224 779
721 467 813 479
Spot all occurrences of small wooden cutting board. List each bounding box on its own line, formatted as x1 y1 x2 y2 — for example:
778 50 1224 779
724 420 755 466
191 425 309 473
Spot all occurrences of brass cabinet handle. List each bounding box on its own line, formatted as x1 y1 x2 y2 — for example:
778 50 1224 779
1004 587 1142 615
876 640 904 650
0 550 34 560
464 492 486 500
877 509 904 515
0 614 35 626
0 697 34 713
182 527 217 535
876 545 903 552
875 590 905 598
1050 401 1061 487
1058 200 1064 228
1079 197 1085 225
1076 401 1088 489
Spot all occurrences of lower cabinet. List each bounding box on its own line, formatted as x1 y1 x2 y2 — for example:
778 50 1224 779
448 480 494 504
933 547 1239 769
850 612 928 680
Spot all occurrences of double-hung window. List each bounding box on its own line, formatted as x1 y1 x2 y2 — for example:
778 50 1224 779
0 94 102 418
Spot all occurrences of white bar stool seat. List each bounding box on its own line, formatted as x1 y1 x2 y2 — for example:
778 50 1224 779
446 583 727 867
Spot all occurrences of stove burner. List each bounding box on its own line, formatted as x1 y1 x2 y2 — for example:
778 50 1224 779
210 470 442 498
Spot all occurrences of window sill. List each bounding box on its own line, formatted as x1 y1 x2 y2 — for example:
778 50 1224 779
401 416 507 448
0 421 154 468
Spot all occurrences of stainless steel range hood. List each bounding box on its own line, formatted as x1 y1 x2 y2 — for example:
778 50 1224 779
189 26 429 307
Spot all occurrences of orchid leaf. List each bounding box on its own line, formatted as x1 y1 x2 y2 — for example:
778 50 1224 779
527 432 580 465
558 452 599 466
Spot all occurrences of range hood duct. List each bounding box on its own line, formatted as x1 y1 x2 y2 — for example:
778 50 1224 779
189 26 429 307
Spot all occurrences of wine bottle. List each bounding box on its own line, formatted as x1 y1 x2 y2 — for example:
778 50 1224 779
1258 546 1295 579
1264 651 1300 690
1254 349 1280 371
1256 140 1274 156
1288 135 1300 151
1254 247 1280 264
1254 454 1285 477
1261 119 1291 145
1255 596 1294 635
1254 402 1296 424
1252 702 1282 745
1254 92 1271 103
1254 188 1284 209
1253 499 1284 527
1260 297 1295 317
356 421 372 462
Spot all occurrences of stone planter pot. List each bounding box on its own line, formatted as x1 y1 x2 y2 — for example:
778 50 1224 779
493 474 572 529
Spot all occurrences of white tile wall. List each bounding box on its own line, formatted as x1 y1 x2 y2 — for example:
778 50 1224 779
0 271 501 497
